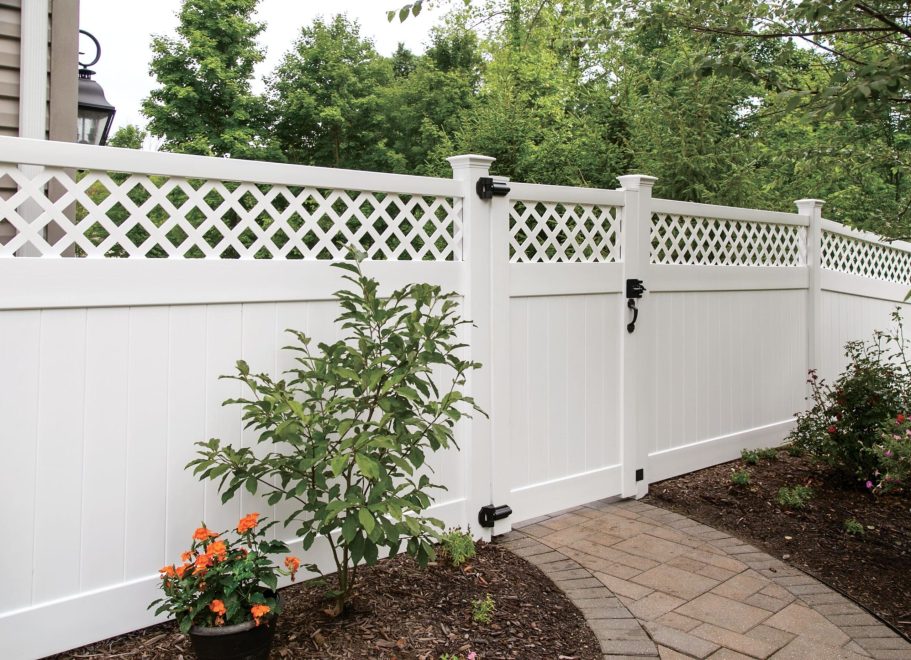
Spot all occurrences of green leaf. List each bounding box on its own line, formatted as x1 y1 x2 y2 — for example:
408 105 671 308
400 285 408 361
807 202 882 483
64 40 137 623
330 454 348 477
355 453 382 480
358 507 376 534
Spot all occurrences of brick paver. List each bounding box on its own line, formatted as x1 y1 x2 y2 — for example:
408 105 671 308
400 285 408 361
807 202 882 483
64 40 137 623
497 498 910 659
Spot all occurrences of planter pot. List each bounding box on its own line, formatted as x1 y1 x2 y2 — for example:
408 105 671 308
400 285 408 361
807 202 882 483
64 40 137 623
188 595 280 660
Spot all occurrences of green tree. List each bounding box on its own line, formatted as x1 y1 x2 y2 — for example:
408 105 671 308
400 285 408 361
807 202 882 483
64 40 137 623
107 124 148 150
378 24 481 175
268 15 396 169
143 0 281 159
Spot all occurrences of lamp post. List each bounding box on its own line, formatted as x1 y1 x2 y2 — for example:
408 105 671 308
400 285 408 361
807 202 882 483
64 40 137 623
76 30 115 146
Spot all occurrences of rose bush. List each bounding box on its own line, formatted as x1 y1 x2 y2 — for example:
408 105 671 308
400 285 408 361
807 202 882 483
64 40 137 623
789 309 910 484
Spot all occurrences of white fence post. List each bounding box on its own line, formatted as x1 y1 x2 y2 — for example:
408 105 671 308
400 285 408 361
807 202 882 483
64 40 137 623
618 174 657 499
796 199 824 378
447 154 505 539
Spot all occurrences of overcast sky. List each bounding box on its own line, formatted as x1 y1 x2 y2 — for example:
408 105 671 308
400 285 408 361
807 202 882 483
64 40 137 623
79 1 447 138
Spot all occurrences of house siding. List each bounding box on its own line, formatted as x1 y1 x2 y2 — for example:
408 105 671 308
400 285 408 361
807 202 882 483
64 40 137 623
0 0 77 247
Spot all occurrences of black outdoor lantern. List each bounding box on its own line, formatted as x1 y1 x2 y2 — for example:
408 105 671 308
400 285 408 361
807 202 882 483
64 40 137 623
76 30 116 146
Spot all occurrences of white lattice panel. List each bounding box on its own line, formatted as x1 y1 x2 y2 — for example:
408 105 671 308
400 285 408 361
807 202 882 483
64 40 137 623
0 166 462 260
509 200 619 263
821 231 911 284
651 213 805 266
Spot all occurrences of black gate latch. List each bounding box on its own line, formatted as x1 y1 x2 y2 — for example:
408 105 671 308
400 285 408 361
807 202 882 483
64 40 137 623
478 504 513 528
626 278 646 299
476 177 511 200
626 278 646 333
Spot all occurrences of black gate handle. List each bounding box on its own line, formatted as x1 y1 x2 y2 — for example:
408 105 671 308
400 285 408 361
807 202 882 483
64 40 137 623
627 298 639 333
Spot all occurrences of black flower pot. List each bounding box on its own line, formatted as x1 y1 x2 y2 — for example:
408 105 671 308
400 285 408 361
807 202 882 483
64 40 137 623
188 597 279 660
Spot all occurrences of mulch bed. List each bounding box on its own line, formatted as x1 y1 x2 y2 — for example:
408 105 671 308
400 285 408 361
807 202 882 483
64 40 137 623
50 542 599 659
645 449 911 639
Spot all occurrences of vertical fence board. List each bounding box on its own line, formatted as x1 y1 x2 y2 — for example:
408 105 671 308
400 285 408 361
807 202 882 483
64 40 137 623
203 304 244 533
32 309 87 603
0 311 41 611
80 308 130 591
124 307 170 580
165 307 207 562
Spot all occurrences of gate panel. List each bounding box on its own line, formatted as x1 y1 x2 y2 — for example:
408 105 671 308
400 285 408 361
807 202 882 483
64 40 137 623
501 183 627 525
507 293 623 523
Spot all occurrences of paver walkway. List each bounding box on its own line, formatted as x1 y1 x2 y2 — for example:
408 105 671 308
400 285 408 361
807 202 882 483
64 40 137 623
497 498 910 660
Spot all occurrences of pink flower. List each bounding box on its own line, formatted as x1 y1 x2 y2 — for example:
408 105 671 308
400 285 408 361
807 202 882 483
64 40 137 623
884 449 893 458
866 480 874 489
467 653 477 660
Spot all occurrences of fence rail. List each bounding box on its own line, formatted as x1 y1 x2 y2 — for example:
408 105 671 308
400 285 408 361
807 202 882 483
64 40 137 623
0 139 910 660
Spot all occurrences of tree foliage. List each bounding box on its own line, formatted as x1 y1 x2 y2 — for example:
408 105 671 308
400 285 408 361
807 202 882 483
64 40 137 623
143 0 281 159
268 16 395 169
140 0 911 236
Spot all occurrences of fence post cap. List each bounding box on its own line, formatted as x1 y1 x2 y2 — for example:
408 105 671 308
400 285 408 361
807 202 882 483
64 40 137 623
447 154 496 170
795 198 825 213
617 174 658 191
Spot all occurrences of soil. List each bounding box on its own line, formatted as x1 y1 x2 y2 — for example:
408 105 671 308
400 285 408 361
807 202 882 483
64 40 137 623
645 449 911 639
50 542 600 660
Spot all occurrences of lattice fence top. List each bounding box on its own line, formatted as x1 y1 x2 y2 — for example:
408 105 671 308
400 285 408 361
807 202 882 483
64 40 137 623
0 166 463 260
509 200 620 263
821 231 911 284
651 213 805 266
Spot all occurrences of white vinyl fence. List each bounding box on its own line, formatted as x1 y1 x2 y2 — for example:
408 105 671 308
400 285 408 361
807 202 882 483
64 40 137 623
0 138 908 659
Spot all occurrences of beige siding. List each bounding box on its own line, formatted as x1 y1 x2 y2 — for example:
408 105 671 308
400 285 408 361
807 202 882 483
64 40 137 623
0 2 17 244
0 2 20 136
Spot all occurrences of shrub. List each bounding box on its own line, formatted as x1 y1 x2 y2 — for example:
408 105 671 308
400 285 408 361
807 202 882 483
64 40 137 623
756 448 778 461
869 413 911 493
777 485 813 509
439 528 476 567
149 514 300 633
741 449 759 465
472 594 495 624
789 310 910 483
785 443 804 457
189 259 482 614
730 469 751 486
843 518 865 536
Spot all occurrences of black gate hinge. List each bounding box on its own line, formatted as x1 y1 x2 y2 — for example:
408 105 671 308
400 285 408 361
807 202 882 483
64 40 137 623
478 504 513 528
476 177 511 200
635 468 644 482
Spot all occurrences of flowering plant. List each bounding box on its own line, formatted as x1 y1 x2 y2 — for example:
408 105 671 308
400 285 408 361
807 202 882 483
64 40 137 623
149 513 308 633
789 309 910 482
868 414 911 494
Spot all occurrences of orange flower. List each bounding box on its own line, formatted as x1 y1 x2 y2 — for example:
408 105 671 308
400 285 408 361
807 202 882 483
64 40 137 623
176 564 189 579
284 556 301 581
250 604 270 626
209 599 226 616
236 513 260 534
159 565 177 578
181 551 193 562
193 527 219 542
193 553 213 576
205 540 228 561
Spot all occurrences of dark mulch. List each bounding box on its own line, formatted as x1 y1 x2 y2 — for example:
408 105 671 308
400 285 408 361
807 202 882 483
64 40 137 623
645 449 911 639
50 542 599 659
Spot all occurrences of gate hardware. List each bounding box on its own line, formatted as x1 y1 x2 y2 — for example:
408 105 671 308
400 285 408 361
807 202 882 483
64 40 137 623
626 278 646 299
476 177 511 200
626 278 646 333
636 468 644 482
627 299 639 333
478 504 513 528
